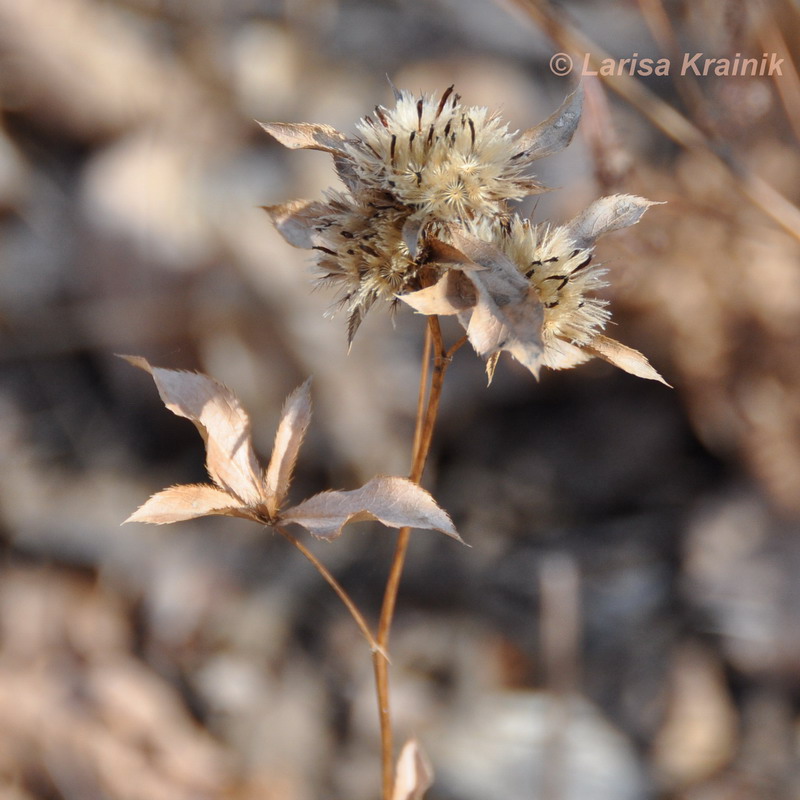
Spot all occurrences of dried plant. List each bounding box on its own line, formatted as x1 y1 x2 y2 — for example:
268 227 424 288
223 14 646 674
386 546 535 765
127 82 664 800
263 85 665 385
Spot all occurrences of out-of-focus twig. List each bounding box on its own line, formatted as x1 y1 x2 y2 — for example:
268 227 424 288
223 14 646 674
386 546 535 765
502 0 800 243
581 77 632 192
634 0 710 126
755 1 800 144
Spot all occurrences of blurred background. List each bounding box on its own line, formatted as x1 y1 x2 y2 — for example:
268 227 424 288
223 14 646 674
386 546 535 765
2 0 800 797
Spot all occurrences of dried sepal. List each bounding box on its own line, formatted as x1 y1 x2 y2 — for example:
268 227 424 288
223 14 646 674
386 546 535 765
263 200 329 249
281 476 464 542
392 739 434 800
516 86 583 160
401 230 545 376
583 334 670 385
258 121 347 155
401 217 426 259
398 268 477 316
485 352 501 385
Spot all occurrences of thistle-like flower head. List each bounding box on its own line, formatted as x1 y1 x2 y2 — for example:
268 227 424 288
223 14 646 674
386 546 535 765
265 191 423 342
399 195 668 384
261 86 666 384
468 214 611 371
344 85 582 223
261 85 583 341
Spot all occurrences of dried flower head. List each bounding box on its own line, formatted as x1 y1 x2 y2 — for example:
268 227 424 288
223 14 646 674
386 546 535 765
467 213 611 372
265 192 422 342
261 86 665 384
400 195 668 384
260 85 583 339
344 85 583 223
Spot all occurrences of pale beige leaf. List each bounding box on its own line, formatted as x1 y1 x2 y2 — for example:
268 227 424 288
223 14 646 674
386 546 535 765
402 232 545 376
443 231 545 373
485 352 501 385
263 199 328 249
402 217 425 258
281 477 464 542
566 194 662 250
124 484 247 525
398 269 476 316
516 86 583 160
122 356 263 505
464 293 507 355
258 121 346 154
584 334 671 385
444 229 529 289
392 739 434 800
263 379 312 517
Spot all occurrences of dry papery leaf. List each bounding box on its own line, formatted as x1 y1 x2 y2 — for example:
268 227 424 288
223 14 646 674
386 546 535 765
281 476 460 541
392 739 434 800
583 334 671 387
401 230 546 376
122 357 463 544
257 121 347 155
516 86 583 160
566 194 662 250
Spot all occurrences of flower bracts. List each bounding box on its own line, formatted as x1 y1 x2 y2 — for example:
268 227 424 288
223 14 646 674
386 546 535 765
262 85 666 384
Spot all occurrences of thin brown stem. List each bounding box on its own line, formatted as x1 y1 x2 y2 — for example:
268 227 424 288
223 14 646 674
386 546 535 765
411 324 433 462
373 316 460 800
276 525 381 655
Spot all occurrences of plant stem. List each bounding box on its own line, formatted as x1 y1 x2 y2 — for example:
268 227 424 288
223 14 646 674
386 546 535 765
276 525 382 655
373 317 465 800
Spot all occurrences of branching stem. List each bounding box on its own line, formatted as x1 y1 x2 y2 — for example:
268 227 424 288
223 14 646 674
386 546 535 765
278 318 466 800
276 525 382 655
373 317 465 800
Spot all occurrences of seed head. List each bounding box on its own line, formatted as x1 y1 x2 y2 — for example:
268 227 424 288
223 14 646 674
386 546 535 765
259 84 667 386
472 215 611 370
348 88 532 221
308 192 421 342
345 86 582 223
